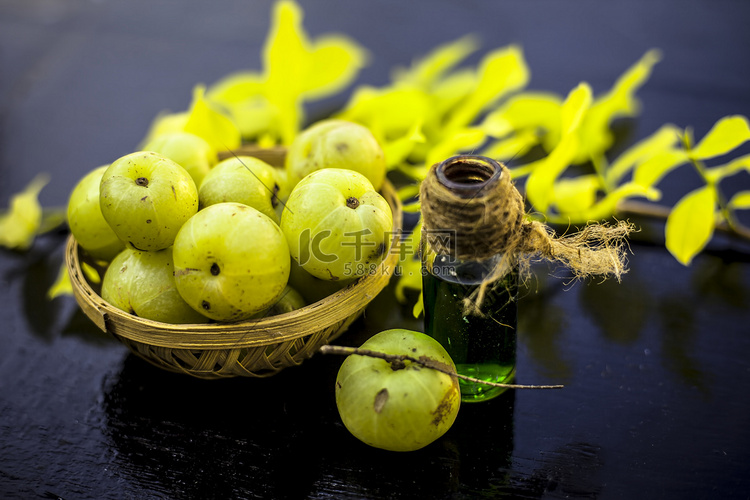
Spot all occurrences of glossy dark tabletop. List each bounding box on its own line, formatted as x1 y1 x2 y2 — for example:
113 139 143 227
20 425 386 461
2 1 750 499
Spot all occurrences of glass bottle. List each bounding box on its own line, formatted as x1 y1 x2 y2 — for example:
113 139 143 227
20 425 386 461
421 155 518 403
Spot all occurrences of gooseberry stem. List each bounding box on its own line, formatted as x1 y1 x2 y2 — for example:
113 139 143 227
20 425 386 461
319 345 564 390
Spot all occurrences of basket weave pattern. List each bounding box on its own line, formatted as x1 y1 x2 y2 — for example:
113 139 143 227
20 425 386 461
66 148 403 379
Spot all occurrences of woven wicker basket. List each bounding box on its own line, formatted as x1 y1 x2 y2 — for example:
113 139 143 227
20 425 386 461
65 146 403 379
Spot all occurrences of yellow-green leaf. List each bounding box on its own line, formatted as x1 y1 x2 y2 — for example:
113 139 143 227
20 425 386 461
262 0 367 144
728 190 750 210
524 84 590 212
445 44 529 132
183 85 242 153
82 262 101 284
705 153 750 183
338 85 434 140
207 71 265 105
47 253 101 300
0 173 49 250
266 14 367 102
38 208 66 235
430 68 477 117
507 163 537 180
482 91 562 139
397 184 421 202
524 133 580 212
264 0 308 95
395 163 431 182
577 49 661 162
552 175 602 214
480 129 540 161
382 120 426 168
48 263 72 299
424 127 487 168
561 83 593 135
206 72 278 139
402 202 422 214
665 185 717 265
301 34 369 99
546 181 660 224
606 123 681 187
262 0 307 144
603 49 661 115
690 115 750 160
392 34 480 90
632 148 689 188
228 95 280 141
394 256 423 303
412 290 424 319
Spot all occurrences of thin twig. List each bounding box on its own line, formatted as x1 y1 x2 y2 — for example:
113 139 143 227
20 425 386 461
319 345 564 390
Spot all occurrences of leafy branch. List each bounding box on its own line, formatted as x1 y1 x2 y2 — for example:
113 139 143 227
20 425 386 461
3 0 749 291
323 38 750 312
623 116 750 264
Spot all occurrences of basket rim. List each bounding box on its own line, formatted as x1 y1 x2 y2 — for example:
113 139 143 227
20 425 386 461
65 178 403 350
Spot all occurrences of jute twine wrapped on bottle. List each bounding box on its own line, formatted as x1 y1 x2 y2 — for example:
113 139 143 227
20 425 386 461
420 155 634 315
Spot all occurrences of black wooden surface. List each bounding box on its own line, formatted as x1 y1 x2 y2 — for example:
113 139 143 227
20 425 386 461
2 1 750 499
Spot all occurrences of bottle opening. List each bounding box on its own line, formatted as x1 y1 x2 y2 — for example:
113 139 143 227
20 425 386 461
435 155 503 198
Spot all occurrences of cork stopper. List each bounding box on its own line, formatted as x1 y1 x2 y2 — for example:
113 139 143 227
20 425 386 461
421 155 526 261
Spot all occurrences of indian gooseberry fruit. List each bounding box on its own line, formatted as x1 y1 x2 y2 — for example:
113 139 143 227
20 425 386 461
99 151 199 252
198 155 280 223
67 165 125 262
172 202 291 322
141 131 217 187
286 119 386 190
101 246 209 324
334 329 461 452
280 168 392 281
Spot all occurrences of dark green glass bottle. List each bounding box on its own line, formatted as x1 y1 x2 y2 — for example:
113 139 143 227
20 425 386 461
421 155 518 403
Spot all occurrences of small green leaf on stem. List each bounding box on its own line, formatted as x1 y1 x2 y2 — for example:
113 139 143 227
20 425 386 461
561 82 593 135
184 85 242 153
605 123 681 187
577 49 661 163
690 115 750 160
264 0 367 144
383 120 425 169
524 83 591 212
412 290 424 319
48 263 72 299
0 173 49 250
444 44 529 133
424 127 487 168
481 129 540 163
633 149 689 189
665 185 717 265
728 190 750 211
525 133 580 212
705 153 750 184
546 182 659 225
392 34 480 89
552 174 601 214
481 91 562 140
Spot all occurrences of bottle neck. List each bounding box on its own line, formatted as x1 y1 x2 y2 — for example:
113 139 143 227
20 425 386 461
434 155 503 198
421 155 517 261
422 238 517 285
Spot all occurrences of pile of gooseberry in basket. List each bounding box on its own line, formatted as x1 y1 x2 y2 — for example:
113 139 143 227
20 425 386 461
67 118 461 452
